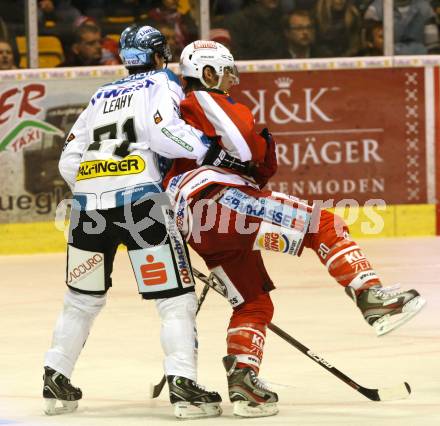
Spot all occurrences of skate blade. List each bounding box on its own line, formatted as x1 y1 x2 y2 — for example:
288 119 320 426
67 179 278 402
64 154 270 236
44 398 78 415
233 400 279 418
374 296 426 336
173 401 222 419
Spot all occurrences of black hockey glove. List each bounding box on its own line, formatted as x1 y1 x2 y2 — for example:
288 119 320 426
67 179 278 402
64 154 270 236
202 137 250 174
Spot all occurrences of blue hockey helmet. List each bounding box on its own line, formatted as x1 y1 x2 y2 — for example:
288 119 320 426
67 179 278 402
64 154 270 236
119 25 172 68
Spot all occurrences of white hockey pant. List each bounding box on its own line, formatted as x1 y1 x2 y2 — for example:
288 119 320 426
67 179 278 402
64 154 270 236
156 291 198 381
44 289 106 378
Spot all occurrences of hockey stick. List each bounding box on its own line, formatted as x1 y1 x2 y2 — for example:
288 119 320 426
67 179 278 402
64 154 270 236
149 282 210 399
192 268 411 402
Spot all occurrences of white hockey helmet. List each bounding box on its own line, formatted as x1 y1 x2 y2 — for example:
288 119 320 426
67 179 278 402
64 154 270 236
180 40 239 89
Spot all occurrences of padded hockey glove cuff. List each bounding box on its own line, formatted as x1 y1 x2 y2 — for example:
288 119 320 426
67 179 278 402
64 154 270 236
202 137 250 174
250 128 278 188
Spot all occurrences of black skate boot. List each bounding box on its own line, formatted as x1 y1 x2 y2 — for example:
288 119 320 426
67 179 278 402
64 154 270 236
43 366 82 415
223 355 278 418
346 285 426 336
167 375 222 419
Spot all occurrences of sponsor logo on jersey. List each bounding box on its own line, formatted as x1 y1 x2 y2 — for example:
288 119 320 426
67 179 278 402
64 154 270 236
251 334 265 350
344 249 366 265
153 109 163 124
168 174 183 193
66 132 75 143
357 271 377 284
76 155 145 180
91 79 154 105
175 197 186 231
161 127 194 152
166 208 193 286
63 132 76 151
170 233 192 285
67 253 103 284
219 188 310 230
256 232 290 253
141 255 168 285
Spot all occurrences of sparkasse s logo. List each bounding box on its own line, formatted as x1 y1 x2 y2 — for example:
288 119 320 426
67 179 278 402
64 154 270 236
140 255 168 285
0 83 64 153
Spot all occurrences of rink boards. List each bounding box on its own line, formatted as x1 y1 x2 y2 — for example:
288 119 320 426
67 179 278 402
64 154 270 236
0 203 436 254
1 56 440 254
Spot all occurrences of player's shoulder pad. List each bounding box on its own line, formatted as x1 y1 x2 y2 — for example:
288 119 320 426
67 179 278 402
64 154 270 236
151 69 184 100
152 69 182 90
161 68 181 86
180 91 196 106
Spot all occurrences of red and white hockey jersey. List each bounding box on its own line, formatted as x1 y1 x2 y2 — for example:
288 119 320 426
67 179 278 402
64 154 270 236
164 89 267 203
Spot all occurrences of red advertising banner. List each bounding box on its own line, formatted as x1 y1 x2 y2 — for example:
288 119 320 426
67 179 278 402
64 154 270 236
232 68 427 205
434 67 440 235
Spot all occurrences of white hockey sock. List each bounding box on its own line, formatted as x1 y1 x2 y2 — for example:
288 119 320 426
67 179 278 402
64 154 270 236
155 291 198 381
44 289 106 378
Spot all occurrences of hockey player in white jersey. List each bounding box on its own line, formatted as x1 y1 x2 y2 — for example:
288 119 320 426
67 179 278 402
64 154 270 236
43 25 224 419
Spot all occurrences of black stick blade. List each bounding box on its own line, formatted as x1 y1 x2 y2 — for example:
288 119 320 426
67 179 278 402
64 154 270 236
150 376 167 399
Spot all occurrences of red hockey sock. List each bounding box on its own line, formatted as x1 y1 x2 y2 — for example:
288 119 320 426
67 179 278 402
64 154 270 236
227 293 274 373
304 210 381 293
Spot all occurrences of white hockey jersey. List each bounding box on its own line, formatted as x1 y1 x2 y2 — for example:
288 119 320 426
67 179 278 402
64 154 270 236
59 69 209 210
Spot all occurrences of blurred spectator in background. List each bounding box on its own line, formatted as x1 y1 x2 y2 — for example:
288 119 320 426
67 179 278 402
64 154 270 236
38 0 81 33
364 0 439 54
433 0 440 40
71 0 105 19
73 16 121 65
147 0 198 50
0 40 18 70
0 17 10 40
353 0 375 14
72 0 153 22
225 0 285 59
315 0 362 57
0 0 26 36
279 0 297 12
0 13 20 69
58 23 102 66
361 19 383 55
38 0 57 25
211 0 245 15
38 0 83 55
280 10 317 58
209 28 232 51
295 0 317 9
154 21 181 61
433 0 440 20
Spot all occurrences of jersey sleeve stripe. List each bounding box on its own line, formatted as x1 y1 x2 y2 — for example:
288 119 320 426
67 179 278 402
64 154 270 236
194 91 252 161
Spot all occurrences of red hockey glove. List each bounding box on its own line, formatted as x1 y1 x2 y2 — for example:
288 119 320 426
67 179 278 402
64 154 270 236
251 128 278 188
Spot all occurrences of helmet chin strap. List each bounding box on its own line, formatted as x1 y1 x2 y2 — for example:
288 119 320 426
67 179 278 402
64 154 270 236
200 73 223 90
212 75 223 90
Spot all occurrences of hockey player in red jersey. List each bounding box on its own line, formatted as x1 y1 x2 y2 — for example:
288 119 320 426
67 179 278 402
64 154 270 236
164 41 426 417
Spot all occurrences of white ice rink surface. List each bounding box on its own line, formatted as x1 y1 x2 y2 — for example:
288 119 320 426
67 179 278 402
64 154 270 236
0 237 439 426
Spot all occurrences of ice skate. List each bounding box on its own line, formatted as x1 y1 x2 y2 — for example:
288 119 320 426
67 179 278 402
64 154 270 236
223 355 278 418
167 375 222 419
346 285 426 336
43 367 82 415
